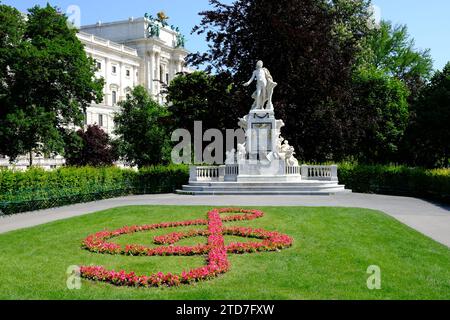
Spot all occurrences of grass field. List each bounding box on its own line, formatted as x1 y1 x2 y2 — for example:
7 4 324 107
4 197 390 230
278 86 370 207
0 205 449 300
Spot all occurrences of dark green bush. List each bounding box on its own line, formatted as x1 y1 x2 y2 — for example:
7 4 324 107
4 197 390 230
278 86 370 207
0 165 189 215
339 163 450 203
134 165 189 194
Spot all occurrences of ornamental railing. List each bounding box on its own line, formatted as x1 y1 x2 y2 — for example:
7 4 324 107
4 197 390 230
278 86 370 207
225 164 239 176
285 165 301 175
301 165 338 181
189 164 338 182
189 166 221 182
224 164 239 182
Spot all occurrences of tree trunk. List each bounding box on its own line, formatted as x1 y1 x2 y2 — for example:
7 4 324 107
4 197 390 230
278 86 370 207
29 151 33 167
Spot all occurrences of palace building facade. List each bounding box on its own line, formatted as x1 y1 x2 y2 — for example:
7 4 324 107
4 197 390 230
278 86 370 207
0 17 190 170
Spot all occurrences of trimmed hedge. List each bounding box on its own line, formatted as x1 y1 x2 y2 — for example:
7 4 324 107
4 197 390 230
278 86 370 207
2 163 448 214
0 165 189 215
338 163 450 203
135 165 190 194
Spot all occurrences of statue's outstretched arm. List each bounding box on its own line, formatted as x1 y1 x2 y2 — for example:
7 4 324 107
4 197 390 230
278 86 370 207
243 71 255 87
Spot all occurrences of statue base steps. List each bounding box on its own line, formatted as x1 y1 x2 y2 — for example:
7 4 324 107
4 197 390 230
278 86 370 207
177 180 350 196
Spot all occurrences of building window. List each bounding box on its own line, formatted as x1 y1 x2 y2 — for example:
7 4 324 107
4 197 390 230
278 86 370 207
96 60 102 70
166 73 169 84
112 65 117 74
98 114 104 127
126 69 130 77
112 91 117 105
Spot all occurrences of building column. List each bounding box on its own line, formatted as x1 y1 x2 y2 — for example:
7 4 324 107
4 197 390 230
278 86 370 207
147 52 153 92
178 59 183 73
104 57 110 105
119 61 123 101
156 46 163 99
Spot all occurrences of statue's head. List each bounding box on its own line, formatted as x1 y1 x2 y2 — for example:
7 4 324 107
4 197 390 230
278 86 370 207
256 60 263 68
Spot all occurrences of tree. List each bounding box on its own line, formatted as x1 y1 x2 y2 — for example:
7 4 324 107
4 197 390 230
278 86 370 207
0 4 103 165
405 63 450 167
167 71 244 134
188 0 373 162
0 5 24 100
114 86 171 168
351 67 410 163
64 125 117 167
359 21 433 98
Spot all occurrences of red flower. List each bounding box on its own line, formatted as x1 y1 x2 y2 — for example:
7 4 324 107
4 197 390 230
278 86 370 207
79 208 293 287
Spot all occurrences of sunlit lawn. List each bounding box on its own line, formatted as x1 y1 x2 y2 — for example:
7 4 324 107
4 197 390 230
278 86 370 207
0 205 449 300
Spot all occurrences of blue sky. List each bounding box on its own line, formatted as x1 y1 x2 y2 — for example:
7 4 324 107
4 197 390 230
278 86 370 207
4 0 449 70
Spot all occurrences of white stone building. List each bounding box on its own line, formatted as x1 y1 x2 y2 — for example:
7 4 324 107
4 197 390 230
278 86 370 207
0 17 190 170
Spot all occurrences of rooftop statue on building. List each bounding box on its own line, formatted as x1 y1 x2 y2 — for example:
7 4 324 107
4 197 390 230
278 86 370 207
156 11 170 26
176 32 186 48
144 14 160 37
145 11 169 37
145 11 186 48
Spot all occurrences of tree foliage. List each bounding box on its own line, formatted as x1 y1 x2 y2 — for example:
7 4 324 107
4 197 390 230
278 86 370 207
114 86 171 168
405 63 450 168
0 5 24 97
65 125 117 167
0 4 103 164
352 67 409 163
167 71 244 133
359 21 433 97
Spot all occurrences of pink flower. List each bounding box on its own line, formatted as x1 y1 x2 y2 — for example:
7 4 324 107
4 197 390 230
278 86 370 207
79 208 293 288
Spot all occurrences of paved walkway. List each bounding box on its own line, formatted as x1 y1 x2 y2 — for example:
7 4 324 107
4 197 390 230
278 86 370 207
1 193 449 247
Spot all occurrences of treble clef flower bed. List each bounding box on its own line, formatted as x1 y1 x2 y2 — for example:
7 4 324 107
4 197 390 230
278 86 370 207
80 208 293 287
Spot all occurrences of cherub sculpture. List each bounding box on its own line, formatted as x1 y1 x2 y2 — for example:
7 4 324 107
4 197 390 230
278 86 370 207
236 143 247 162
225 149 236 164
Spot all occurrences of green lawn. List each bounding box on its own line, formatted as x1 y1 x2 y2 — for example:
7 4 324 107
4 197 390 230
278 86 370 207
0 205 449 300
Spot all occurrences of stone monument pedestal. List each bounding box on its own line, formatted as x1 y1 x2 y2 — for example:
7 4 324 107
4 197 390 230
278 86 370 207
178 59 349 195
236 160 301 182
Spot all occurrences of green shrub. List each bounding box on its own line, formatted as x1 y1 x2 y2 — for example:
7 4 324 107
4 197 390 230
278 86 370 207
0 165 189 215
134 165 189 194
339 163 450 203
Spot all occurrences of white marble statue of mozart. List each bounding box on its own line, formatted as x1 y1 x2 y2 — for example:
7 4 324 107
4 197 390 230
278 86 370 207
243 60 278 110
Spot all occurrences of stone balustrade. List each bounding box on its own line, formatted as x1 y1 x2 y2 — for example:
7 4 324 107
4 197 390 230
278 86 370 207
301 165 338 181
224 164 239 182
0 157 66 171
189 166 221 182
285 165 301 175
225 164 239 176
190 164 338 182
77 32 139 56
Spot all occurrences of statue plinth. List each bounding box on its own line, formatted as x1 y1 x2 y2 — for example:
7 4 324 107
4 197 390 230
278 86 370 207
246 110 277 161
232 106 298 180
